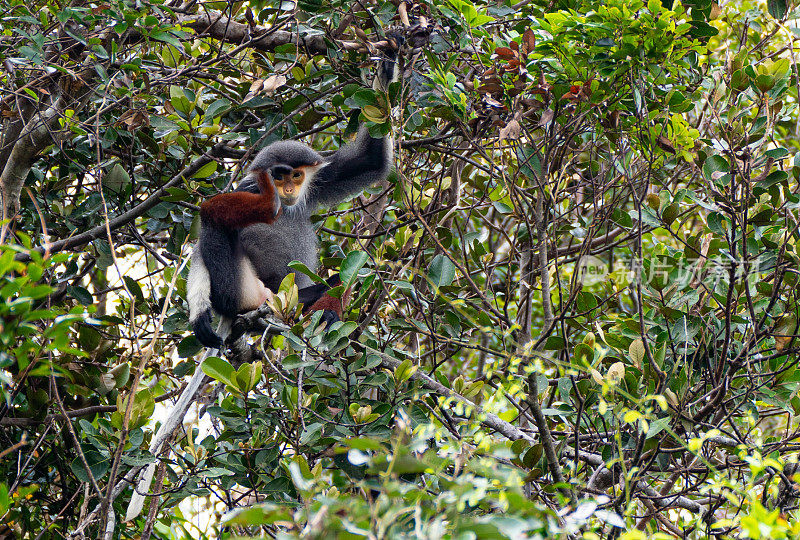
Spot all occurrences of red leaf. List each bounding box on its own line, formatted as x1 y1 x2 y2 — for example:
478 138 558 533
478 82 503 94
523 29 536 53
494 47 516 60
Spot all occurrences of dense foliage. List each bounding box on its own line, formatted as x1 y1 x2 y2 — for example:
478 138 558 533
1 0 800 538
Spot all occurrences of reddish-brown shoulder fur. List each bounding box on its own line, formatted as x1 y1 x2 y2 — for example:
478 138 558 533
200 171 278 229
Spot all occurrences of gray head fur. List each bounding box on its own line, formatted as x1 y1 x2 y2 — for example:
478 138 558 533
249 140 325 172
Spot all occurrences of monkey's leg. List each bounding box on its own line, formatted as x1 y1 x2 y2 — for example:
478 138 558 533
237 255 270 311
199 222 254 315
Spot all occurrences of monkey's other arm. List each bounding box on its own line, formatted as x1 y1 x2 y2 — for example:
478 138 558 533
303 36 399 209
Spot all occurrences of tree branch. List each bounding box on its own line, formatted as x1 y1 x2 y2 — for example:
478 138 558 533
17 151 216 261
366 346 536 443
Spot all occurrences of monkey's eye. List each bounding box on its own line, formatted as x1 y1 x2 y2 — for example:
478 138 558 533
292 171 303 179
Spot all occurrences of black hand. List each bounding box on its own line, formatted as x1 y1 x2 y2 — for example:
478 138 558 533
320 309 340 328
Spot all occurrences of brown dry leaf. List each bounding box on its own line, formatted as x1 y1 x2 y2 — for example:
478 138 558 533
494 47 516 60
398 1 411 27
483 95 505 108
354 26 369 41
655 135 676 154
538 108 554 126
775 316 798 352
499 118 521 141
262 74 287 96
522 29 536 54
118 109 149 131
245 79 264 101
477 82 502 94
604 109 620 129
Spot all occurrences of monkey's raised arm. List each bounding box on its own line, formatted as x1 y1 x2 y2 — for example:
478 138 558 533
304 127 393 209
238 36 400 211
305 38 400 209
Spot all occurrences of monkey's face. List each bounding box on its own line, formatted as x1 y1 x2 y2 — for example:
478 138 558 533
270 162 326 206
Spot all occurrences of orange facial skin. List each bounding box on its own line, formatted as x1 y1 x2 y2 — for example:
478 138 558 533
271 163 319 206
200 170 280 229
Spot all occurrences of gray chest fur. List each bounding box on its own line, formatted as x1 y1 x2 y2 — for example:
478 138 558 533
238 207 318 291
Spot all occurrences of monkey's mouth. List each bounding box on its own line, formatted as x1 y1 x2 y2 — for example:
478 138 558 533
281 196 300 206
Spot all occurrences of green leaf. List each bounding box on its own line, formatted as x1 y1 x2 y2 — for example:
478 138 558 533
70 450 110 483
661 203 680 226
768 0 789 19
150 29 185 49
343 437 383 451
340 250 369 291
0 483 8 515
205 98 231 119
193 161 218 179
116 388 155 430
287 261 326 284
103 163 131 193
629 339 645 366
202 356 236 387
170 86 192 116
177 336 203 358
688 21 718 38
234 361 262 393
393 359 418 385
759 170 788 189
223 503 292 526
428 254 456 288
702 155 729 181
764 147 790 159
161 187 191 202
646 417 670 439
110 363 130 388
362 105 387 123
